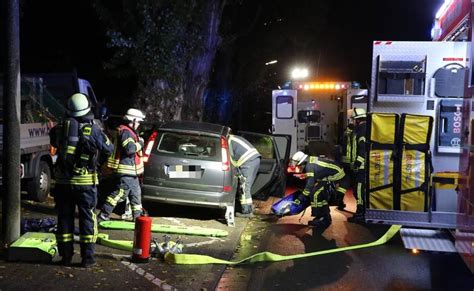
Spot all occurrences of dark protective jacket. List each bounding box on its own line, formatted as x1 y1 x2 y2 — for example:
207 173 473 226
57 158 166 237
228 135 261 168
352 122 367 171
301 156 345 196
106 124 144 176
50 115 113 185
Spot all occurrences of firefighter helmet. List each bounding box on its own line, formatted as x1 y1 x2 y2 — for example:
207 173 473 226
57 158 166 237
124 108 146 122
351 108 366 119
290 151 308 166
67 93 91 117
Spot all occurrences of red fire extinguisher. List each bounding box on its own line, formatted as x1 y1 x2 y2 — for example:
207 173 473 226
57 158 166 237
132 215 152 263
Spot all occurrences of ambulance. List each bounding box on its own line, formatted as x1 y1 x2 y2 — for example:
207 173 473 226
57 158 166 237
271 81 367 157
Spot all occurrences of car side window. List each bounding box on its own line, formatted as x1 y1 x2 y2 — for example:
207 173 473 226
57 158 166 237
157 132 219 159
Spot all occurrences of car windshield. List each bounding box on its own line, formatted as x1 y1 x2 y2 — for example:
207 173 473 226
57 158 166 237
156 132 220 160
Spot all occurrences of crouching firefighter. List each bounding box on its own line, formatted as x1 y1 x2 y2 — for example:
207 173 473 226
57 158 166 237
290 151 349 229
228 134 261 217
99 108 146 221
50 93 114 267
348 107 367 223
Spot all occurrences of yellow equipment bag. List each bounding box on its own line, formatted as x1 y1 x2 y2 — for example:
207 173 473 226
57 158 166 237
370 113 398 144
397 114 433 212
367 113 400 210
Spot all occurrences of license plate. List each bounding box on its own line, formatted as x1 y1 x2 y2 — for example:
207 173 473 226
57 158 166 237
167 165 202 179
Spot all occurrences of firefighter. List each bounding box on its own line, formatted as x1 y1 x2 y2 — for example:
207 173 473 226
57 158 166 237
341 122 355 177
290 151 349 229
98 108 146 222
228 134 261 217
348 108 367 223
50 93 114 267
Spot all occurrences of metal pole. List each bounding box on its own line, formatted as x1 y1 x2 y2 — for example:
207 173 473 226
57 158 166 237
1 0 21 247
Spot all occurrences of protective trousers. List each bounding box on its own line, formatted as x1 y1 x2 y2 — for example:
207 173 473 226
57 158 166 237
55 184 98 262
310 176 350 218
102 176 142 219
239 157 260 207
353 171 366 208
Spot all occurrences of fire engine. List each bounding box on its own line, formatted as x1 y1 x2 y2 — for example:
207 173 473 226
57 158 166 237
271 82 367 156
365 0 474 272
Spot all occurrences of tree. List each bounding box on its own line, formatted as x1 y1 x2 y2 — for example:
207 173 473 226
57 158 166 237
94 0 225 121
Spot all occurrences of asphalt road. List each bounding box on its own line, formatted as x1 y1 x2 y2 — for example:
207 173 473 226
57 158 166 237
0 192 473 290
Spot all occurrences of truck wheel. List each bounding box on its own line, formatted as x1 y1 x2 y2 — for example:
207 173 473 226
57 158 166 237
28 161 51 202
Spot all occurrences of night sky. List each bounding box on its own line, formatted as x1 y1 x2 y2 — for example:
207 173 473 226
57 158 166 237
13 0 444 114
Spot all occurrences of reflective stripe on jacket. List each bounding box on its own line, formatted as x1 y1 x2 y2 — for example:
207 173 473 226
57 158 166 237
106 125 144 176
228 135 261 168
353 122 366 171
341 127 354 165
52 119 113 185
302 156 345 196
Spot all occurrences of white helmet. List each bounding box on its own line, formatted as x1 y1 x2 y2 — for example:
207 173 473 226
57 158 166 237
67 93 91 117
351 107 366 119
290 151 308 166
124 108 146 122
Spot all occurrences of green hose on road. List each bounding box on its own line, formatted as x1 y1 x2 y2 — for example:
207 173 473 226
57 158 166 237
99 220 229 237
164 225 401 265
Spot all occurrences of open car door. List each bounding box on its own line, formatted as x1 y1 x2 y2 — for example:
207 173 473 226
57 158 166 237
238 131 291 199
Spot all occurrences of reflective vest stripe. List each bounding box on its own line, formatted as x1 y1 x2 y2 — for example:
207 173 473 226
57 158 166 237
122 137 135 148
66 146 76 154
234 148 259 167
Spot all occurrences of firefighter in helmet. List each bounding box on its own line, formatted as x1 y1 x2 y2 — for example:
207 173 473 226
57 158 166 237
228 134 261 217
290 151 349 229
348 107 367 223
50 93 114 267
99 108 146 222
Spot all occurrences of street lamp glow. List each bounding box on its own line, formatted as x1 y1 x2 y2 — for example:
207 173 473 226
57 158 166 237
291 67 309 79
265 60 278 65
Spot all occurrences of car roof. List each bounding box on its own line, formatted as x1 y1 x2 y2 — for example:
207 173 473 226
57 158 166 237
159 120 231 136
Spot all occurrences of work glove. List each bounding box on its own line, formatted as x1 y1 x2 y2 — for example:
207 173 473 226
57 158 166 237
138 137 145 148
293 191 307 205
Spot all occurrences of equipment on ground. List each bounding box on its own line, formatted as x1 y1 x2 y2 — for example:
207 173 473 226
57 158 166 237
271 190 310 216
164 225 401 265
7 232 57 263
99 220 229 237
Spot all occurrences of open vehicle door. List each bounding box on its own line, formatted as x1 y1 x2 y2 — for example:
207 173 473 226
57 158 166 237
238 131 291 199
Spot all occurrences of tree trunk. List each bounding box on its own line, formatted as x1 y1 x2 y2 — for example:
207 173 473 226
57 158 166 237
182 0 225 121
134 79 183 123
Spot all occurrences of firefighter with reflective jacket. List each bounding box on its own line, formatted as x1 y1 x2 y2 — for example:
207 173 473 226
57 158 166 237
348 108 367 223
290 151 349 229
228 134 261 217
50 93 114 267
99 108 146 221
341 122 355 178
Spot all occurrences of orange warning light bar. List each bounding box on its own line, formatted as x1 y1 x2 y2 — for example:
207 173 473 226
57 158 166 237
295 82 348 91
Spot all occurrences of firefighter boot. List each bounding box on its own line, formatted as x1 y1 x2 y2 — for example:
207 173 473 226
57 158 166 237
348 205 365 223
236 204 254 218
97 212 110 224
308 215 332 229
